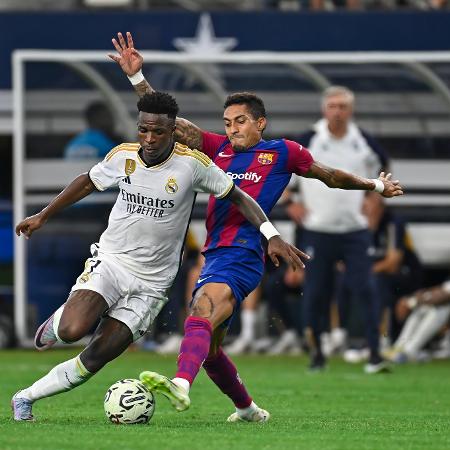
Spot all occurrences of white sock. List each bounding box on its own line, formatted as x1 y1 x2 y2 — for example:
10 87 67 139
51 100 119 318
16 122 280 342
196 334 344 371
17 355 93 402
172 377 190 393
240 310 256 342
236 401 258 417
52 304 68 343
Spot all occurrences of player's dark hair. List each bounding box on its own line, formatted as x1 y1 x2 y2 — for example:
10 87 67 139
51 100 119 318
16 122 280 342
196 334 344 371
137 92 179 120
224 92 266 119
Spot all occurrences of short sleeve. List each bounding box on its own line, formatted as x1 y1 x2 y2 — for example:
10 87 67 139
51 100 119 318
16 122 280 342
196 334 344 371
201 131 228 158
285 139 314 176
193 159 234 199
88 149 123 191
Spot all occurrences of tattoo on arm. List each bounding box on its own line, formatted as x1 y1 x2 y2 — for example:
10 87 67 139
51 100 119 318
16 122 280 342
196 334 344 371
134 79 154 98
305 161 372 191
175 118 203 150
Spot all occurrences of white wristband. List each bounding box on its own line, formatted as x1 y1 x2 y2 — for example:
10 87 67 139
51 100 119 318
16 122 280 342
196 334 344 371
260 221 280 241
371 178 385 194
127 70 145 86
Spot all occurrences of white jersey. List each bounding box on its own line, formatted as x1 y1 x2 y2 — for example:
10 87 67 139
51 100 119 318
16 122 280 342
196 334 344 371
88 142 234 290
300 119 385 233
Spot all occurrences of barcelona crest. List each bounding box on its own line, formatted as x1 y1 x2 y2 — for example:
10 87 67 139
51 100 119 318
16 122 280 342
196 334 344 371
125 159 136 176
165 176 178 194
258 153 273 165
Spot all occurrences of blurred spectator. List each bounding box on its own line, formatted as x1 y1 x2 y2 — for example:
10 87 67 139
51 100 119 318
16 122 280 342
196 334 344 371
364 193 422 341
64 101 121 160
263 263 304 354
288 85 389 373
308 0 362 10
224 288 261 355
383 279 450 362
336 194 422 360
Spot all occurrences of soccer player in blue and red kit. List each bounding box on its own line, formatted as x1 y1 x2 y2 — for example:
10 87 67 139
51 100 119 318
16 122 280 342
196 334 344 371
110 32 404 422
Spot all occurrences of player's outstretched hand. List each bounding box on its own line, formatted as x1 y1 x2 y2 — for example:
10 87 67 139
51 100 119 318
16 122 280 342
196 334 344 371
378 172 404 198
108 31 143 77
15 213 46 239
267 236 310 271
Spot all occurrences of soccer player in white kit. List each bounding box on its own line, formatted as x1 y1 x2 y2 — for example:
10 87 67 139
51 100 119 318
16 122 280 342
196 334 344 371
11 92 306 421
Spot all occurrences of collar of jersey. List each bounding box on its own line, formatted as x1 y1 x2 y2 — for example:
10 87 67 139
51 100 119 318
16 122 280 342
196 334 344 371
137 145 175 169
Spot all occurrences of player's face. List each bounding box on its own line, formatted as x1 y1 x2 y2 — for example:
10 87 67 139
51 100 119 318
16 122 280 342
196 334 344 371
223 104 266 152
138 112 176 162
322 94 353 128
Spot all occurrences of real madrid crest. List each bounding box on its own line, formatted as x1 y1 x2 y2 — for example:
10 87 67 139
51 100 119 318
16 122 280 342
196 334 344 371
125 159 136 176
165 176 178 194
258 153 274 165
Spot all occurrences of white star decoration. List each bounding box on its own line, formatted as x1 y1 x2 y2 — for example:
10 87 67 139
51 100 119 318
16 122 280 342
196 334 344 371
173 13 238 55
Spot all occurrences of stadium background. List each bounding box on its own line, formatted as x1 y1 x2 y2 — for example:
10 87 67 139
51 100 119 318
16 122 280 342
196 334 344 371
0 2 450 448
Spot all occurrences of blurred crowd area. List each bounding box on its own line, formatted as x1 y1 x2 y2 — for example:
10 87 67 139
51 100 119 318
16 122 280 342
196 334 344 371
0 0 447 11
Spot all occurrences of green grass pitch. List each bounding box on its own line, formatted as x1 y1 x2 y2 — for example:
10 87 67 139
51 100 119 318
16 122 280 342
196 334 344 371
1 349 449 450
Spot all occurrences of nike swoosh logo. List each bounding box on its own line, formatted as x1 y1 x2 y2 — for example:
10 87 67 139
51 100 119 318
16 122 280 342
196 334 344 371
218 152 233 158
197 275 213 283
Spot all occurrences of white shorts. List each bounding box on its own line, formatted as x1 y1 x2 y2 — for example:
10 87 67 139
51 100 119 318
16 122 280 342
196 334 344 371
71 249 168 342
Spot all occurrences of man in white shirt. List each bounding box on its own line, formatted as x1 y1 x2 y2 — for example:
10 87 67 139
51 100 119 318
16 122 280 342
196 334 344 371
11 91 305 421
287 86 389 373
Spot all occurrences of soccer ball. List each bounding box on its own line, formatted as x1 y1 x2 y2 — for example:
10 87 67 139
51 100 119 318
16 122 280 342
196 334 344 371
104 379 155 424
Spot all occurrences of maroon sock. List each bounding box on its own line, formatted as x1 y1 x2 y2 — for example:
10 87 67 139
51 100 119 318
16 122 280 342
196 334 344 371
175 317 212 385
203 347 252 409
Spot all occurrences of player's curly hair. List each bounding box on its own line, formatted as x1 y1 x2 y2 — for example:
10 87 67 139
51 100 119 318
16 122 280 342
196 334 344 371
137 92 179 120
224 92 266 120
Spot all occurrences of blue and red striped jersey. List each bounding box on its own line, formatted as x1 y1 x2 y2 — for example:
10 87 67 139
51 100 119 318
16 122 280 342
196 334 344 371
201 131 314 258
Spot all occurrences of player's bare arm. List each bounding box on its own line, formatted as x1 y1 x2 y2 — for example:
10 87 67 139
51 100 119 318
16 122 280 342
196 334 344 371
228 186 309 270
109 31 204 150
174 118 204 150
305 162 404 198
15 173 96 239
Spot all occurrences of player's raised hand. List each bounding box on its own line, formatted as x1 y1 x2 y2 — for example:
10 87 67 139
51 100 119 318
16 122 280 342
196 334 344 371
378 172 404 198
267 236 310 271
108 31 143 76
15 213 47 239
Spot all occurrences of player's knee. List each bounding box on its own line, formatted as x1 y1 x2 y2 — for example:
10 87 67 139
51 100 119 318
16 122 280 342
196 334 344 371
57 321 88 343
190 293 214 319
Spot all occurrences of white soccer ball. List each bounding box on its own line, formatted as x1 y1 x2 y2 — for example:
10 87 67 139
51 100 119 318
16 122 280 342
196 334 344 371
104 379 155 424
